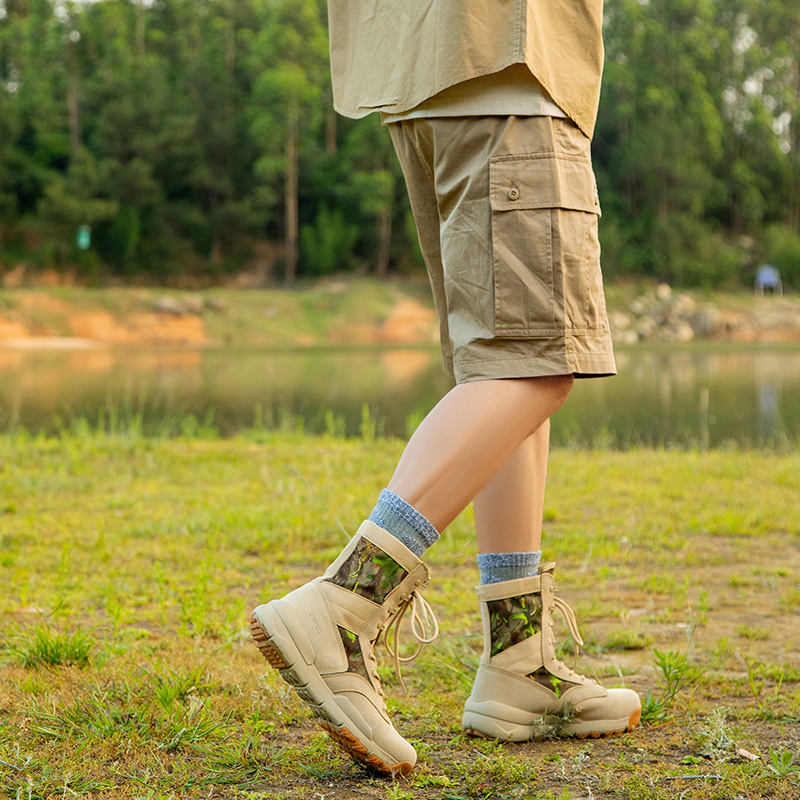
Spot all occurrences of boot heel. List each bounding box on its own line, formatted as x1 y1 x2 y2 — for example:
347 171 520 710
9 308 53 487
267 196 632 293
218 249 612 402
250 615 289 669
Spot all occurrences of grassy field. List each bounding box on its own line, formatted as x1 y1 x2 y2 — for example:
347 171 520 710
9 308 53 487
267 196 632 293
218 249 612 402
1 427 799 799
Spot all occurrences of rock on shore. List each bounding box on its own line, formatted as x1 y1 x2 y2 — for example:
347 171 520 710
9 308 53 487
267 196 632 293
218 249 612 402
610 283 800 345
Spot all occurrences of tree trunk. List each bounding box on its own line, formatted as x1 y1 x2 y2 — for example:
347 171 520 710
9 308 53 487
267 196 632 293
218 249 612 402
375 207 391 278
67 44 81 154
284 102 299 284
731 136 742 235
326 107 337 154
787 52 800 229
135 0 146 58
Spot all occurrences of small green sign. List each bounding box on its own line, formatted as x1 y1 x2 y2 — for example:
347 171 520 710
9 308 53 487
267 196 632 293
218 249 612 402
77 224 91 250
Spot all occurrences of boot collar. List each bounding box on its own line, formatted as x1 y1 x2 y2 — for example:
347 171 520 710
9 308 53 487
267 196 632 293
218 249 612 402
475 562 557 602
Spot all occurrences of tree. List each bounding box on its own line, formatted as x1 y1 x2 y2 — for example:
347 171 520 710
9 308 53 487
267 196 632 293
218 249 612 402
248 0 327 283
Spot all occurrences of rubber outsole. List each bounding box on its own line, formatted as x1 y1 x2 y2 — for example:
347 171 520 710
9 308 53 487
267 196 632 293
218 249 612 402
573 706 642 739
249 614 412 778
464 706 642 741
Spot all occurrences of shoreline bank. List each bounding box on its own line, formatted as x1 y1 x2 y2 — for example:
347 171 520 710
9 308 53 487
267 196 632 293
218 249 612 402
1 278 800 350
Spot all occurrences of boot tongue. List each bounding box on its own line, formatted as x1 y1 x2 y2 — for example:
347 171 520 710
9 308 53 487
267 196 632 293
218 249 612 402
537 561 557 576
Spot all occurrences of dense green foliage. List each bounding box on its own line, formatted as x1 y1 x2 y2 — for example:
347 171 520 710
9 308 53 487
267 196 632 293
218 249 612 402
0 0 799 286
596 0 800 288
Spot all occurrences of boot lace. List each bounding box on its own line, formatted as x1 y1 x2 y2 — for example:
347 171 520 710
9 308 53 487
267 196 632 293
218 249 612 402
375 586 438 695
549 596 585 676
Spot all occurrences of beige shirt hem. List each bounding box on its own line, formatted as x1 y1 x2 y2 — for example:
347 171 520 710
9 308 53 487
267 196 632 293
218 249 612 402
380 65 566 124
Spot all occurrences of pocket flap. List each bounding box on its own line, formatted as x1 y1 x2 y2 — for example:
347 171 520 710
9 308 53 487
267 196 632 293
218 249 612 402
490 154 601 215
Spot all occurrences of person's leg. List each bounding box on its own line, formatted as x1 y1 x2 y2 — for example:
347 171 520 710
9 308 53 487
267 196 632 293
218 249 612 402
462 404 641 743
373 376 565 567
468 421 550 586
473 419 550 555
369 377 563 569
387 376 572 532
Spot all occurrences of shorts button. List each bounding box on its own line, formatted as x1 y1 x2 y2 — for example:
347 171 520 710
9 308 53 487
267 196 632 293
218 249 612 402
507 186 520 201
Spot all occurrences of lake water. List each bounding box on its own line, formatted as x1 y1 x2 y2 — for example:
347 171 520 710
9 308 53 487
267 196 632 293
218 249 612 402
1 344 799 447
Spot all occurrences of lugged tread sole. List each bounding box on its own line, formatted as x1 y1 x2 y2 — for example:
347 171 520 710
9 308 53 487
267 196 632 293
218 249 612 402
250 612 408 778
249 616 288 669
321 722 413 777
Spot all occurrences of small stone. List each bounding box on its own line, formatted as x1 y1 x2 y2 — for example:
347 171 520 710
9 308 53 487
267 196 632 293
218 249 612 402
610 311 632 331
206 296 227 312
181 293 205 314
636 317 657 340
151 296 185 316
690 307 723 338
672 293 696 316
673 321 695 342
656 283 673 302
630 299 646 317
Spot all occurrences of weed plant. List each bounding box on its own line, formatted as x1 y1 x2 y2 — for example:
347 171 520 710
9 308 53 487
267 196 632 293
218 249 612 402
694 707 738 762
640 649 702 724
764 746 800 779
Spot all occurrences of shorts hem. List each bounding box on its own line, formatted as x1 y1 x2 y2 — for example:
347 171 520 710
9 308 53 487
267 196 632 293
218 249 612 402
453 350 616 384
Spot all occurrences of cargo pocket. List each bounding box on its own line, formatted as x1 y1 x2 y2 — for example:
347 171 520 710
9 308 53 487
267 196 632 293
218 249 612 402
490 153 602 337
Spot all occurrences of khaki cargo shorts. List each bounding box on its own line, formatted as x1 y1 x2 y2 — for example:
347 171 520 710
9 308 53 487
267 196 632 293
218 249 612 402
388 115 616 383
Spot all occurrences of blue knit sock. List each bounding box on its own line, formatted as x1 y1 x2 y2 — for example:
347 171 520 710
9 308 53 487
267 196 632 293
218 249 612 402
368 489 439 558
477 551 542 585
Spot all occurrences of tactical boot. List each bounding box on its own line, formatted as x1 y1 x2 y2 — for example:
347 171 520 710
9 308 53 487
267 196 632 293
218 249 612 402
462 564 641 740
251 520 437 776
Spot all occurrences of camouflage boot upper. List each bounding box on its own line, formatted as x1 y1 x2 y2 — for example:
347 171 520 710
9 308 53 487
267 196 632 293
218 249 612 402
485 565 585 695
486 587 576 695
324 536 411 681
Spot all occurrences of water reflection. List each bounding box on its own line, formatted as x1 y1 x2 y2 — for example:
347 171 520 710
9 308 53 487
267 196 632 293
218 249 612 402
1 344 799 447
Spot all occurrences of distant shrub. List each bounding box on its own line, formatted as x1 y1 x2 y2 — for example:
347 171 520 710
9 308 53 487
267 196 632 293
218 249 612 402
653 213 745 288
300 204 359 275
760 223 800 290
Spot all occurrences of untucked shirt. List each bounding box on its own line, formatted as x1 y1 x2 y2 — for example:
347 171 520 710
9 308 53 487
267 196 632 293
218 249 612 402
327 0 604 139
381 65 567 124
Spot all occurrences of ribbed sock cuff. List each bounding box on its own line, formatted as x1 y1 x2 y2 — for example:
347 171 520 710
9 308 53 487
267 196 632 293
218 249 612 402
477 551 542 585
368 489 439 558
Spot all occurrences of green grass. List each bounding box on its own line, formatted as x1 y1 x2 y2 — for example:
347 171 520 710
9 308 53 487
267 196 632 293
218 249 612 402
6 623 93 668
1 429 799 798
